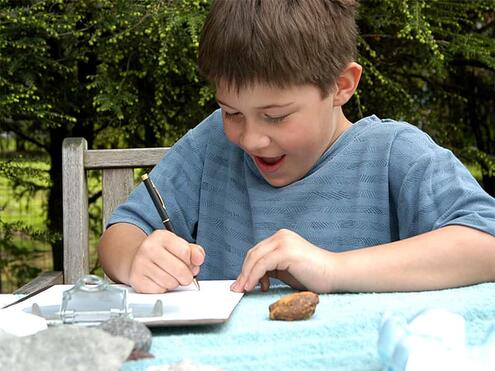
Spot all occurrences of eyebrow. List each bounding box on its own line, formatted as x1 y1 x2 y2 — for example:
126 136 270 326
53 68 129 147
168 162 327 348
216 98 294 110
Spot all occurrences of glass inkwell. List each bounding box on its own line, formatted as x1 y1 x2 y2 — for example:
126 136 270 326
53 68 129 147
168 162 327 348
30 274 163 326
59 274 130 324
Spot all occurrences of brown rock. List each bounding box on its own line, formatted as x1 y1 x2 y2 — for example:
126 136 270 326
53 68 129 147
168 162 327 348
269 291 319 321
127 350 155 361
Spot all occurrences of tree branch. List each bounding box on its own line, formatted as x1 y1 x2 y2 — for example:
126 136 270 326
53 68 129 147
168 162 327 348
1 119 49 151
395 71 460 92
450 59 495 73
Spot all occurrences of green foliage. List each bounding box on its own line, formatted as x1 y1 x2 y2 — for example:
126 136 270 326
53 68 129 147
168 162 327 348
0 0 213 147
0 218 59 291
354 0 495 192
463 147 495 178
85 0 213 146
0 0 79 127
0 157 55 291
0 157 50 196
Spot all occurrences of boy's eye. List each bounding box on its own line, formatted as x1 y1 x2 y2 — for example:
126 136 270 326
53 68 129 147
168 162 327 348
264 114 288 124
223 111 243 121
223 109 289 124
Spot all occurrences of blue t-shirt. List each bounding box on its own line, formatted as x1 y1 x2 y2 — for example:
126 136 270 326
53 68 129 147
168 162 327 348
109 110 495 279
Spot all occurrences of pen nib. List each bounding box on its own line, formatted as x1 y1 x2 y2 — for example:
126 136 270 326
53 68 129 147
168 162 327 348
193 278 200 291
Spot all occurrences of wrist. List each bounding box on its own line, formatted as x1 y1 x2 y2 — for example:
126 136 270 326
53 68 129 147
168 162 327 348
325 250 347 293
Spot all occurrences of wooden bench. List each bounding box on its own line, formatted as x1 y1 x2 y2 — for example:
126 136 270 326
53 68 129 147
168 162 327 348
14 137 168 294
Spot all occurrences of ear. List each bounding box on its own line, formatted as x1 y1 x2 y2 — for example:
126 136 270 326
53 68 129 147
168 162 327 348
333 62 362 107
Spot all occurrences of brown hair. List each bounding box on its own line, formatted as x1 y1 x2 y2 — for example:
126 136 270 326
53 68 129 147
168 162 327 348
198 0 359 95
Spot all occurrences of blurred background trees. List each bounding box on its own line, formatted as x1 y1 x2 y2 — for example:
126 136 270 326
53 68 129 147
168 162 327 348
355 0 495 194
1 0 494 291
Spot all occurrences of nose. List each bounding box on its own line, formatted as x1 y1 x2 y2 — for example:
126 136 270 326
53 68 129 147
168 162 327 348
239 119 271 152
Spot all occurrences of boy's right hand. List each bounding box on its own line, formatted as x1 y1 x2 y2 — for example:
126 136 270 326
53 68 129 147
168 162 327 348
128 230 205 293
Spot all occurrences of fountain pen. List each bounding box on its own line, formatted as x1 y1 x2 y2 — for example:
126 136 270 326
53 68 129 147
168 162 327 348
141 173 200 291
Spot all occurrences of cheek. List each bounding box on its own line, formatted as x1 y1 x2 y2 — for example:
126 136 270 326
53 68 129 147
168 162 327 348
223 121 240 146
280 122 324 155
280 124 314 150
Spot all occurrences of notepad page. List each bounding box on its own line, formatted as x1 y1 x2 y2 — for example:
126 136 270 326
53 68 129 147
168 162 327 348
126 280 244 322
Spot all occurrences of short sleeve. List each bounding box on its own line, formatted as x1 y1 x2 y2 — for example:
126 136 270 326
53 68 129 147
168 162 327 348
107 112 217 242
389 128 495 238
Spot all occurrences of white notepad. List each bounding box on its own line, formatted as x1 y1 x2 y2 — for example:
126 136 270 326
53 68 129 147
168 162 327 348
4 280 244 327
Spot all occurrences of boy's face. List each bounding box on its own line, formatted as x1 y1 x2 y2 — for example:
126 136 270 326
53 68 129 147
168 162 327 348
216 81 351 187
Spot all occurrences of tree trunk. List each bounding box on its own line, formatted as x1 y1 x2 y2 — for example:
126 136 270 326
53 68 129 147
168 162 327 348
481 174 495 197
47 126 66 271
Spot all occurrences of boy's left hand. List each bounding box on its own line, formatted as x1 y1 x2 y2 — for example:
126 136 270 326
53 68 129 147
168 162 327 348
231 229 336 293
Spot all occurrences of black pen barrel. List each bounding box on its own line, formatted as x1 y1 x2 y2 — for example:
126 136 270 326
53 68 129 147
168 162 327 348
142 177 175 232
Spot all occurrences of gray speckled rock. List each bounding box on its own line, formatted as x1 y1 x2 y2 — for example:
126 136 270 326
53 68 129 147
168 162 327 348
0 328 16 341
99 317 152 352
0 326 133 371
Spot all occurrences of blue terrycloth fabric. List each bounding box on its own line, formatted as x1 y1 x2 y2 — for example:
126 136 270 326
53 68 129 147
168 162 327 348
109 111 495 281
122 283 495 371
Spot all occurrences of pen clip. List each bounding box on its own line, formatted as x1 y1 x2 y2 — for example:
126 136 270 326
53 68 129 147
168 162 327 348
149 178 166 209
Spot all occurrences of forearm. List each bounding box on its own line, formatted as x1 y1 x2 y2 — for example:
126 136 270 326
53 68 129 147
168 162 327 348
97 223 147 284
332 225 495 292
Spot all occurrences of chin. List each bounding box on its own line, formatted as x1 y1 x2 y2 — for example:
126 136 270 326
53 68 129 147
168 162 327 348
264 176 295 188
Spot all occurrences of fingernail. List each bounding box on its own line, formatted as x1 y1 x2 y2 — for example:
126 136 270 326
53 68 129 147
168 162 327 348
231 281 239 291
192 266 200 275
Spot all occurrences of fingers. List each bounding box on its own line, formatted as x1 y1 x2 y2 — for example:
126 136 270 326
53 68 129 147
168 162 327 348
156 230 193 266
130 260 180 293
232 232 292 292
259 273 270 292
129 230 205 293
131 276 167 294
151 246 195 286
243 249 288 291
231 229 315 293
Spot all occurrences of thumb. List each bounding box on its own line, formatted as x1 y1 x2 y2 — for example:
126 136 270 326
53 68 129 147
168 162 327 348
190 244 205 266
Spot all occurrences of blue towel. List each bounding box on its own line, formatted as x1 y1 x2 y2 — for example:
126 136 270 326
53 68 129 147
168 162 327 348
122 283 495 371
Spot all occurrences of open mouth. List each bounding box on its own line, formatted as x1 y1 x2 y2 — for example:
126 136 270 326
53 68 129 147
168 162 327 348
253 155 286 173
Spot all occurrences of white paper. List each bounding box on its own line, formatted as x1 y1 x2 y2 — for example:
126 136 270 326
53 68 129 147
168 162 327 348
0 310 48 336
0 294 19 309
2 280 243 327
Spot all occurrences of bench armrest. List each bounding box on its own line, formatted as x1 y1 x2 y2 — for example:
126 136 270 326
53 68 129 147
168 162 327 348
13 271 63 295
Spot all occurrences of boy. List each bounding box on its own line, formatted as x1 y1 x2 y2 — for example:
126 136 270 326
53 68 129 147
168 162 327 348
98 0 495 294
